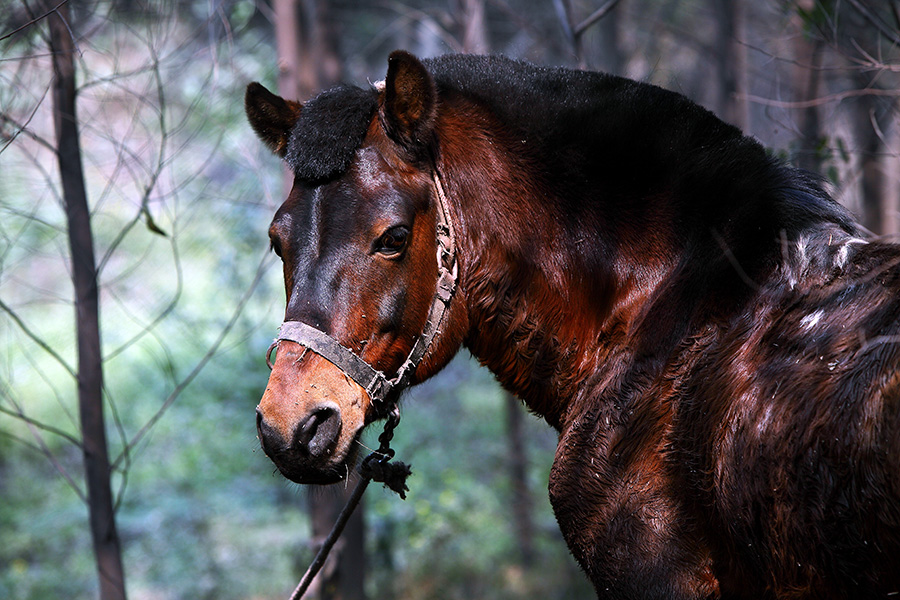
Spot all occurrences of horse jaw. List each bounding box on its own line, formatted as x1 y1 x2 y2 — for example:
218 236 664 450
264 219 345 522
256 341 370 484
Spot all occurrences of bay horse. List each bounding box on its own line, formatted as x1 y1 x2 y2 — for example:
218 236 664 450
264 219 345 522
246 51 900 599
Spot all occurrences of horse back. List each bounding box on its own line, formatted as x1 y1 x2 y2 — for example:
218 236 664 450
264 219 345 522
673 230 900 597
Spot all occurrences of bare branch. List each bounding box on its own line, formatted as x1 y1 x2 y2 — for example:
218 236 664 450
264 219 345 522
553 0 575 46
111 250 275 469
0 297 76 377
553 0 624 67
0 404 82 448
869 105 896 159
0 386 86 501
0 0 69 43
742 87 900 109
574 0 624 37
385 1 463 52
846 0 900 47
1 106 57 155
487 0 568 55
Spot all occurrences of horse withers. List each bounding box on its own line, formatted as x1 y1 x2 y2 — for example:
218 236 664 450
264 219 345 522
246 51 900 599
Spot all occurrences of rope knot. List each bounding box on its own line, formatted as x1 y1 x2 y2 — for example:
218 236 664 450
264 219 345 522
359 455 412 499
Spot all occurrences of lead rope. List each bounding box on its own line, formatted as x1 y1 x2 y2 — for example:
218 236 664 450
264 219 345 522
288 404 410 600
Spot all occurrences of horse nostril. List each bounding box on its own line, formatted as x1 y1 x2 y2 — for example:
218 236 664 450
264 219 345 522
294 405 342 459
256 408 285 456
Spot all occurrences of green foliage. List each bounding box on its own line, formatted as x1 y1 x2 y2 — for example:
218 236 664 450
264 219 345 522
793 0 835 36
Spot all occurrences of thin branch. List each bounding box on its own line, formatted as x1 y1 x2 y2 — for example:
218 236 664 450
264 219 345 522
0 404 82 447
0 297 76 378
553 0 624 67
103 236 184 494
93 54 173 280
742 87 900 109
553 0 575 46
0 386 86 501
0 79 52 156
0 202 65 234
573 0 624 37
857 333 900 356
847 39 900 74
1 108 57 155
0 427 44 454
713 229 760 290
846 0 900 47
868 106 897 159
19 325 80 430
487 0 568 55
384 1 463 52
103 238 183 362
0 0 69 43
111 250 275 469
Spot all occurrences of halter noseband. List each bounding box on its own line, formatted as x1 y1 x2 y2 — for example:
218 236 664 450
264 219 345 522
266 169 458 408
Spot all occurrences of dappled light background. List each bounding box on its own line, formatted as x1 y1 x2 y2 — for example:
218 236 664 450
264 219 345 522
1 0 897 598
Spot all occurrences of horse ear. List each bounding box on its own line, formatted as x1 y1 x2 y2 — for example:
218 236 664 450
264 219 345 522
245 82 303 157
380 50 436 156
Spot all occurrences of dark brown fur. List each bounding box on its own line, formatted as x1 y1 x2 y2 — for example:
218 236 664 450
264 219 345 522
247 51 900 599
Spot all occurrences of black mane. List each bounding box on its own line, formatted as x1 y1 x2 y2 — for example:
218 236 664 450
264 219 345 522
286 84 378 183
422 54 854 238
286 55 854 243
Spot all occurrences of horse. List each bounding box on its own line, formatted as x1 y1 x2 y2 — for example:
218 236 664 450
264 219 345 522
245 51 900 599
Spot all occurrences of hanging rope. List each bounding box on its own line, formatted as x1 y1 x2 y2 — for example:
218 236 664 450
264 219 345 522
288 405 410 600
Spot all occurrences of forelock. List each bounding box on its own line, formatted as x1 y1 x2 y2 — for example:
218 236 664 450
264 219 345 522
286 85 378 183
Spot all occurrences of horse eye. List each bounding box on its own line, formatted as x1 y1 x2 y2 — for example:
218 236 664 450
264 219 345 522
375 226 409 256
269 237 283 258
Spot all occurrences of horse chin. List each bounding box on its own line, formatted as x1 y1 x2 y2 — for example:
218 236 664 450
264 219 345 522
274 434 362 486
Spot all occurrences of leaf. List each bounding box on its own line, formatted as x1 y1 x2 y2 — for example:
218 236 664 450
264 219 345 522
142 206 168 237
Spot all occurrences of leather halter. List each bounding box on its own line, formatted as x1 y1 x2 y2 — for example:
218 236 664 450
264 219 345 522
267 169 458 408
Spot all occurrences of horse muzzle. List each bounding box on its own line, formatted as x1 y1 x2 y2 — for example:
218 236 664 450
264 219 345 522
256 341 369 484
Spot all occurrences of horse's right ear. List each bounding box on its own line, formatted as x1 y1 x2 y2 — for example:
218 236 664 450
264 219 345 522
245 82 303 157
380 50 436 157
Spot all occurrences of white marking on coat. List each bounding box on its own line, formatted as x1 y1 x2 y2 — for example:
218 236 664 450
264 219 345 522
800 310 825 331
835 237 868 269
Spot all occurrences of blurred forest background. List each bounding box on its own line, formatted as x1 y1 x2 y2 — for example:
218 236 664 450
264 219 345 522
0 0 897 598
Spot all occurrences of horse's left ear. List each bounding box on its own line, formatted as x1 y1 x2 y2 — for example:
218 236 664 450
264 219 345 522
245 82 303 157
380 50 437 157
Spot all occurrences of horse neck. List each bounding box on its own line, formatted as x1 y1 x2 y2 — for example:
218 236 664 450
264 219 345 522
437 119 680 429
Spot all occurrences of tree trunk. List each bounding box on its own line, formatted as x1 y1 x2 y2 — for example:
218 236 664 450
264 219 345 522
505 394 535 566
793 34 825 174
852 88 887 235
850 67 892 235
460 0 489 54
713 0 748 130
48 4 127 600
595 2 623 76
825 0 896 235
305 485 366 600
274 0 341 102
274 0 342 192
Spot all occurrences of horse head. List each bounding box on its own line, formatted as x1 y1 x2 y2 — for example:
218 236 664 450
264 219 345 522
246 51 466 484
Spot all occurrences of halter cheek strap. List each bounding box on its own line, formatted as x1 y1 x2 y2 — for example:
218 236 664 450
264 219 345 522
266 170 458 407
